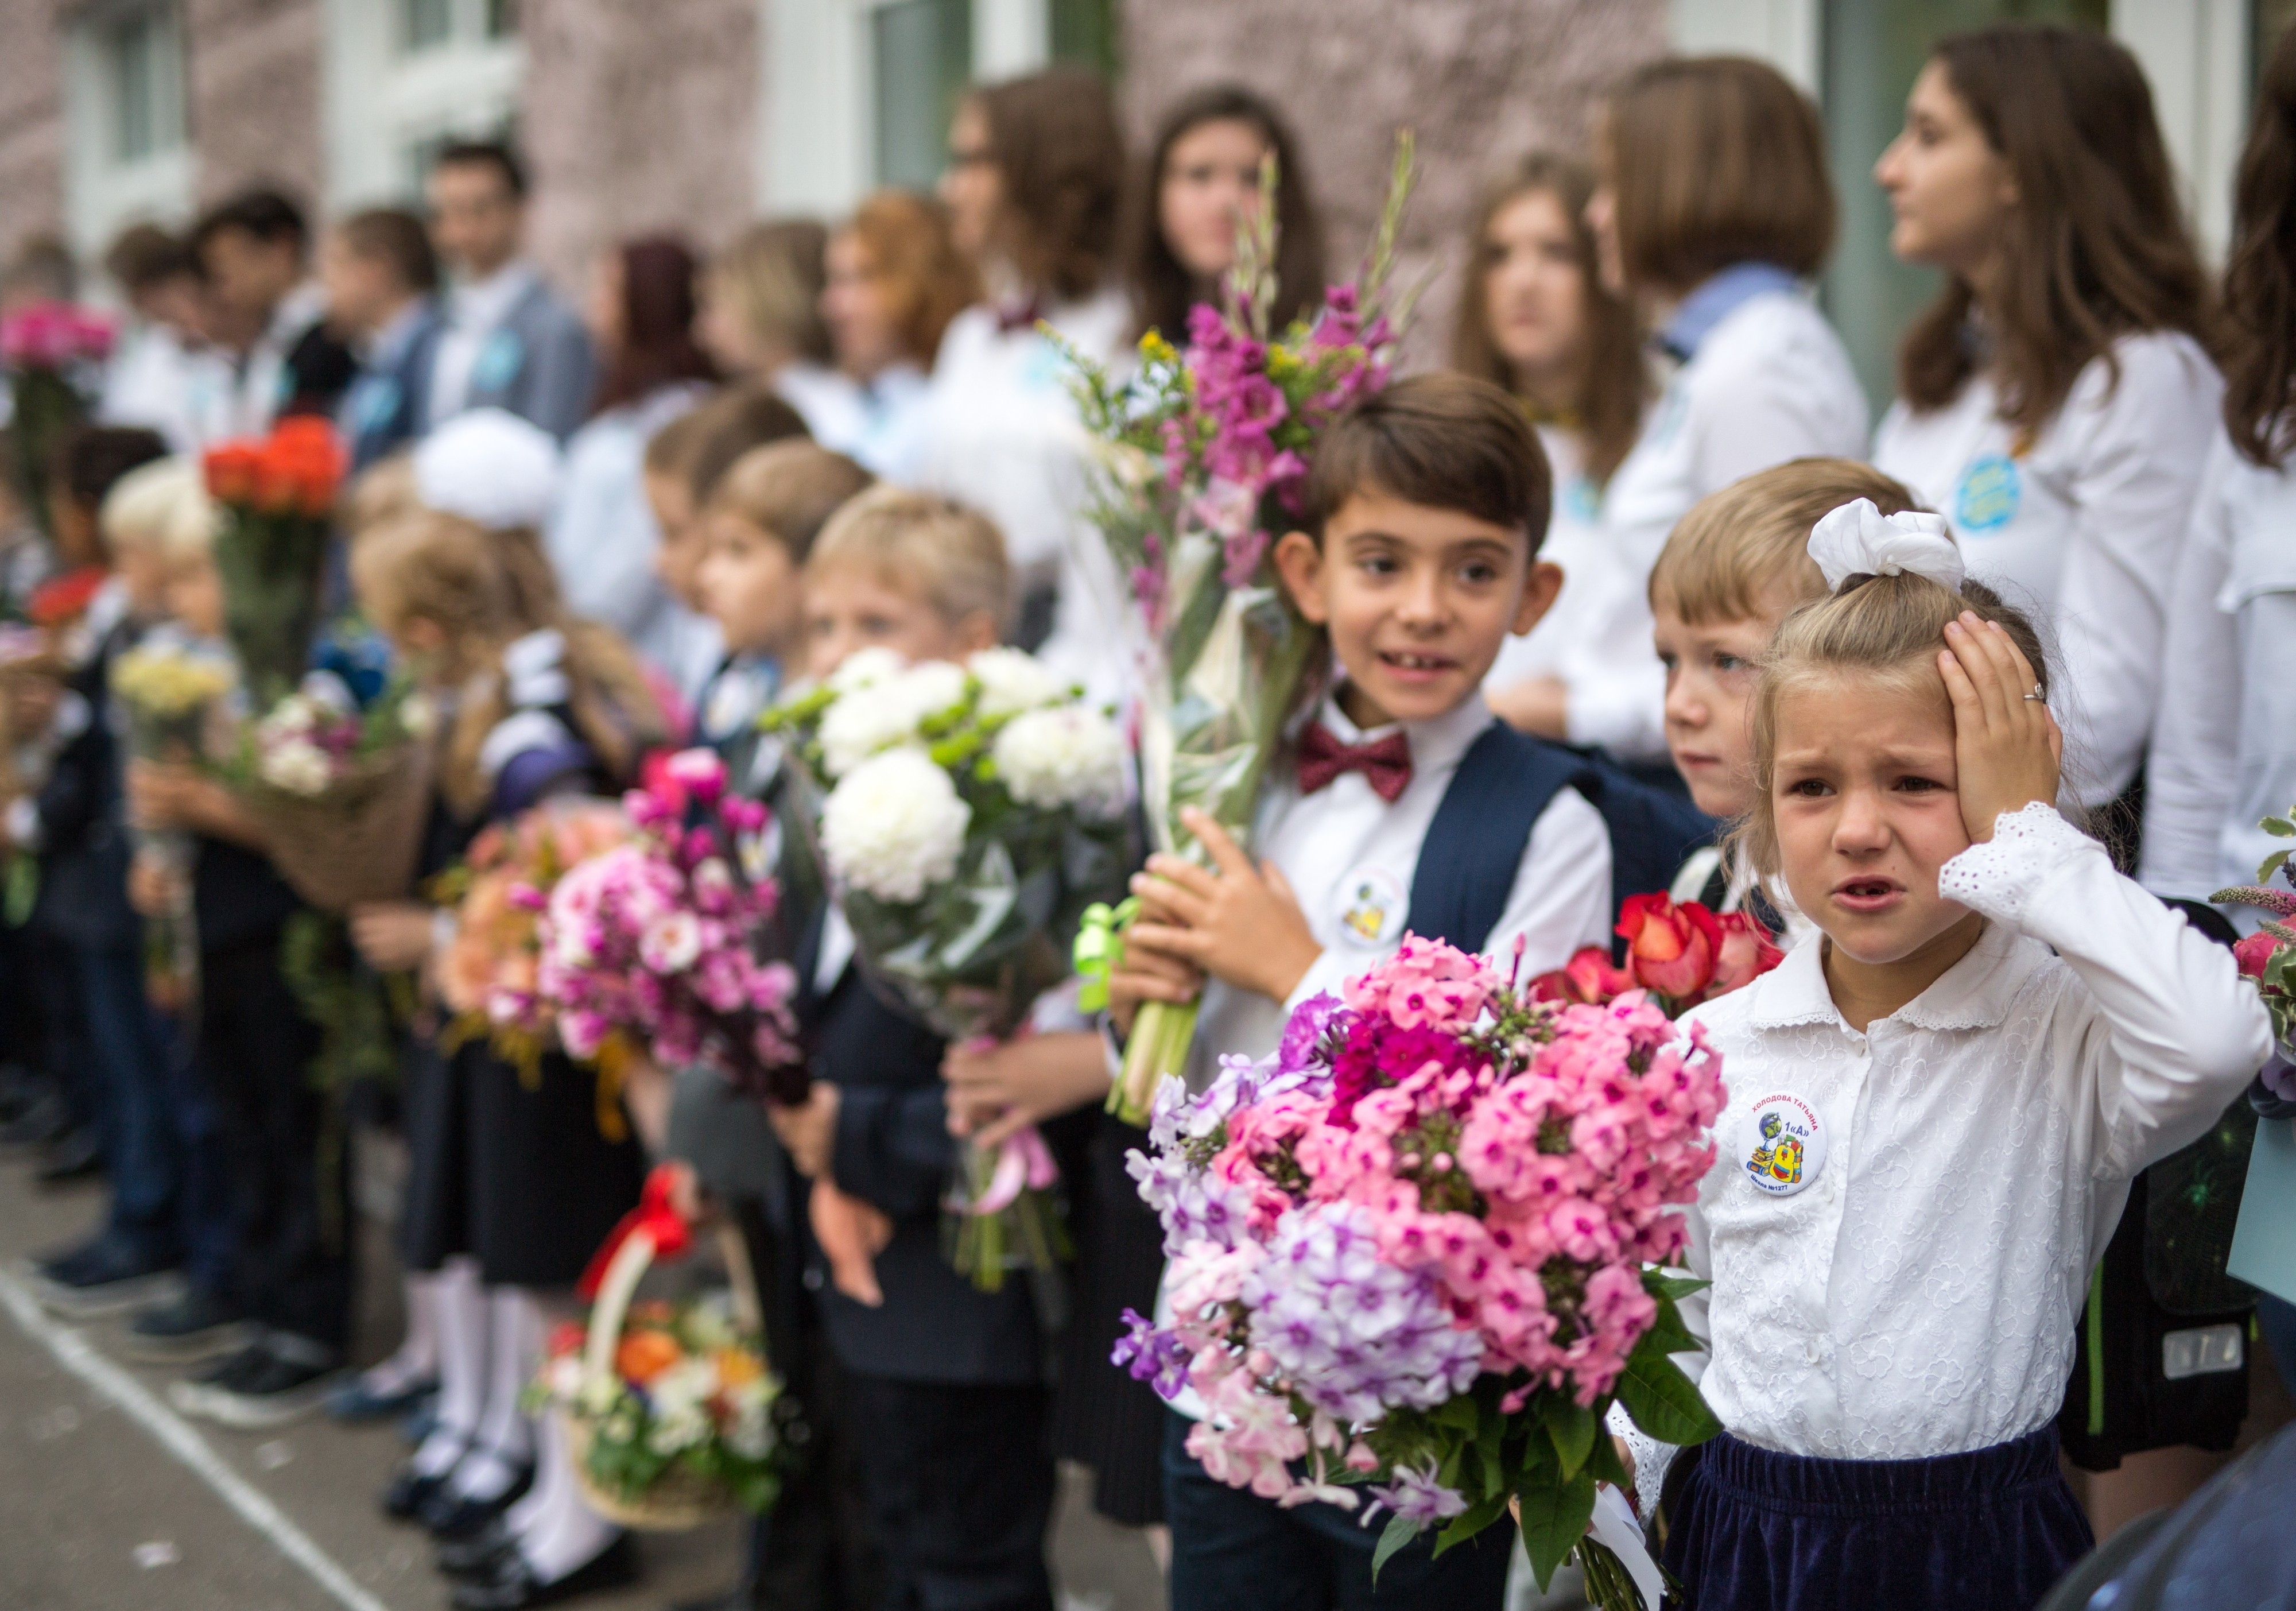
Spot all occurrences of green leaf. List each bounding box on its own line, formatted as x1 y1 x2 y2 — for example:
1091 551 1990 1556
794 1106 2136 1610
1434 1396 1482 1434
1431 1490 1510 1559
1513 1470 1597 1590
1615 1338 1723 1447
1586 1428 1632 1491
1370 1513 1422 1582
1635 1294 1702 1362
1641 1268 1711 1304
1546 1398 1597 1479
2264 849 2294 883
2265 816 2296 838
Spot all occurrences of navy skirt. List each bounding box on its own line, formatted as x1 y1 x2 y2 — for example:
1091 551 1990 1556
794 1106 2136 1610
1662 1427 2092 1611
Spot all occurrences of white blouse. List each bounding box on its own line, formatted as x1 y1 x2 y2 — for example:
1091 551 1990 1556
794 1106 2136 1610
914 289 1138 706
1673 804 2266 1466
1573 289 1868 760
2140 429 2296 907
1874 332 2221 807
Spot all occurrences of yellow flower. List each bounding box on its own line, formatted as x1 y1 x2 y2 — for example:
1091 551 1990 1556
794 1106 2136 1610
112 648 234 718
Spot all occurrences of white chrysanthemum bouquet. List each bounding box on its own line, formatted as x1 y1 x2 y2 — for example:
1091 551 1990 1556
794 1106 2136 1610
765 646 1133 1289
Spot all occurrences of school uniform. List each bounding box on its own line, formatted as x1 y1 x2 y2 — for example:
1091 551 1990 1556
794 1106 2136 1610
221 283 358 437
1162 688 1615 1611
1875 331 2220 814
430 262 596 444
1636 804 2266 1611
796 904 1058 1611
340 297 445 473
915 291 1139 704
788 359 934 482
1572 266 1868 762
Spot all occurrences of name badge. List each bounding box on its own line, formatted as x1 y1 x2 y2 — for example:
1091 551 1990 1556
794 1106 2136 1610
472 329 525 393
1954 452 2022 533
1334 865 1407 948
1741 1092 1826 1197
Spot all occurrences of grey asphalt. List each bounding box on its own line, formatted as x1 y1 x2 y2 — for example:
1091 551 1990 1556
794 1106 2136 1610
0 1135 1164 1611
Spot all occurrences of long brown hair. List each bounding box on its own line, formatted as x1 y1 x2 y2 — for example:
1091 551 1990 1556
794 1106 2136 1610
972 67 1126 303
707 220 835 369
591 235 718 417
2223 18 2296 466
1122 84 1325 343
842 191 980 366
1449 153 1643 484
1896 26 2212 439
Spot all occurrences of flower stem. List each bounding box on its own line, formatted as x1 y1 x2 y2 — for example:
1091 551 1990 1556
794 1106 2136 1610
1110 997 1200 1125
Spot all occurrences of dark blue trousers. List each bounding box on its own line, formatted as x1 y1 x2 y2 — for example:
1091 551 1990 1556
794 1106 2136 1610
1662 1428 2091 1611
76 941 176 1254
1162 1411 1514 1611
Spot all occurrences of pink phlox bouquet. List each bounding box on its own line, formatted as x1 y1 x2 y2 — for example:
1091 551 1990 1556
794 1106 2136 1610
537 748 805 1105
1061 134 1424 1124
1118 935 1725 1606
1 301 115 369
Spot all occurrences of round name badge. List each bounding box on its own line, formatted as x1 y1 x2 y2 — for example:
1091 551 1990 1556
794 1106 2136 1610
1333 865 1407 949
1740 1093 1826 1198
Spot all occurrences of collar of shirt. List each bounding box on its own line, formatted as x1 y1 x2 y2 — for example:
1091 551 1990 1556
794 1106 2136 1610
1657 262 1802 363
1312 685 1494 777
1744 915 2034 1037
448 261 536 332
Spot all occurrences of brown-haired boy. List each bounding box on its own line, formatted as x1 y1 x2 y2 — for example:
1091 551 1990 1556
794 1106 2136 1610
1112 373 1613 1610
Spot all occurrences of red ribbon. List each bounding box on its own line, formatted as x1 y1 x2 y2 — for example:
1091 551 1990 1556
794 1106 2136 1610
575 1163 694 1301
1296 721 1413 803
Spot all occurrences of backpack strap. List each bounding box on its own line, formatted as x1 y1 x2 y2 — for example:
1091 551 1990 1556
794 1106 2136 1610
1403 722 1591 954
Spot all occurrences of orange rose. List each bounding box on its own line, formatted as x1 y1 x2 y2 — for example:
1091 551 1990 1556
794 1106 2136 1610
614 1327 684 1384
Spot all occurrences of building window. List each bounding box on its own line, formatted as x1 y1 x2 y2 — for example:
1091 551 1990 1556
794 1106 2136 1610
64 1 192 261
1049 0 1116 79
872 0 974 189
323 0 525 210
402 0 454 54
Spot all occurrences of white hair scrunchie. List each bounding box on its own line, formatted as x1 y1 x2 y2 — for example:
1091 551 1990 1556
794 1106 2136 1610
413 408 563 533
1806 498 1964 593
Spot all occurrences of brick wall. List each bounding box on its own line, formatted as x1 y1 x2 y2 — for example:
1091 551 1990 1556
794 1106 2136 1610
1116 0 1667 367
519 0 761 297
0 0 67 274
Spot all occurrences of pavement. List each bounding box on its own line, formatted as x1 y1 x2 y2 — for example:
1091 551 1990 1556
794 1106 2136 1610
0 1130 1166 1611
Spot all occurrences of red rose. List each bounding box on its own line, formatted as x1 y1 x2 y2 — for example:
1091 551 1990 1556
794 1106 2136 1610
202 442 263 504
1710 909 1786 996
1616 892 1721 1002
1530 945 1634 1005
546 1320 586 1358
2235 930 2284 981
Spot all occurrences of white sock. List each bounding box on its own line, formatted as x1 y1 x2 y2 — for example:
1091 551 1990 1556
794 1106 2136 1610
453 1286 538 1503
509 1409 620 1583
359 1269 440 1397
412 1258 486 1479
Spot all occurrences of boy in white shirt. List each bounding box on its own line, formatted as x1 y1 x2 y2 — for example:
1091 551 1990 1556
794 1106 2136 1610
1111 373 1615 1611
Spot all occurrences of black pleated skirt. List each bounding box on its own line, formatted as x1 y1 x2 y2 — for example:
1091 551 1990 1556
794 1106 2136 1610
1662 1427 2092 1611
1050 1113 1169 1526
398 1036 467 1273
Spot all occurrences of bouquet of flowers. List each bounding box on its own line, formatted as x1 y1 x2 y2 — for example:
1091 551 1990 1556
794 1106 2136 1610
229 667 437 912
111 634 238 1009
203 417 346 708
536 748 805 1106
1535 893 1784 1014
1063 135 1422 1123
3 301 114 539
765 645 1134 1289
533 1169 789 1527
1118 935 1725 1609
2217 807 2296 1053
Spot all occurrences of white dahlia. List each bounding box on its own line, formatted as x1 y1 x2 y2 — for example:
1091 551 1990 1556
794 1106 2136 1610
819 747 972 903
991 704 1127 816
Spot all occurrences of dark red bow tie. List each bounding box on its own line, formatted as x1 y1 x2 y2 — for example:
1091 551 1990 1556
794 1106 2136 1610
1296 722 1413 802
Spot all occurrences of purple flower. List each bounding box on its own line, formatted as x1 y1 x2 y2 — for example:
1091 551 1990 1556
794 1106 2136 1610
1110 1308 1191 1399
1278 993 1343 1075
1364 1463 1468 1526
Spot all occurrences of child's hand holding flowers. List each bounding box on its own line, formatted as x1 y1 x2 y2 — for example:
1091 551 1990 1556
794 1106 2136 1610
1937 611 2062 844
1123 808 1321 1005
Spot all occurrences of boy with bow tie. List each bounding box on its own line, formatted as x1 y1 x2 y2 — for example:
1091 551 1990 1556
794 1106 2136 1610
1108 373 1616 1611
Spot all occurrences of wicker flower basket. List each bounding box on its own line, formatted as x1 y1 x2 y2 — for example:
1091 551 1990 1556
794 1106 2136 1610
238 739 434 913
559 1221 765 1532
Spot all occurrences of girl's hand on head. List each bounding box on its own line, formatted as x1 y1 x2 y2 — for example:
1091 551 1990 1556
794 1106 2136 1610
1125 808 1322 1005
1939 612 2062 845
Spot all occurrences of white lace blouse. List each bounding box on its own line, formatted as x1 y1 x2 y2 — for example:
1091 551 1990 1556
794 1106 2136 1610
1657 804 2267 1473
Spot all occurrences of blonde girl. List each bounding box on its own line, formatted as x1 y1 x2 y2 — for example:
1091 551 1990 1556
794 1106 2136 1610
1636 504 2267 1611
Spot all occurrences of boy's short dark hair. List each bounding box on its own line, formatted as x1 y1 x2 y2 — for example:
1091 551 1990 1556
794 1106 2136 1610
338 208 441 294
52 425 169 510
103 223 200 293
432 138 528 200
192 187 310 257
1301 373 1553 552
643 386 811 504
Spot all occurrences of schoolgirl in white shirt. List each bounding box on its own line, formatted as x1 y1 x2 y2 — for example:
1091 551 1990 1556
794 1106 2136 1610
1871 26 2219 816
1638 504 2266 1611
1552 57 1867 762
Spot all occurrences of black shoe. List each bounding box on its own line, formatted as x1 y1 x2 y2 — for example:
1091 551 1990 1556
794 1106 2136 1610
171 1336 338 1428
422 1459 534 1540
0 1093 67 1149
33 1126 102 1184
382 1433 468 1522
433 1514 514 1577
326 1370 437 1424
29 1232 181 1318
449 1533 638 1609
123 1287 249 1362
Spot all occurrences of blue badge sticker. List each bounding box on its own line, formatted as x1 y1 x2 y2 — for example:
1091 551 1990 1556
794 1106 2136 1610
472 329 525 394
1560 475 1601 525
1954 452 2021 534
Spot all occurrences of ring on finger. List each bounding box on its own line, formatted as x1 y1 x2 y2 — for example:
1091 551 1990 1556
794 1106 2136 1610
2021 683 2045 702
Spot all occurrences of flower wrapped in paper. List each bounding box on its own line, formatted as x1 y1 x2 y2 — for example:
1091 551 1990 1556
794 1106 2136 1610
1119 936 1727 1609
765 646 1133 1291
1060 134 1422 1123
110 632 237 1008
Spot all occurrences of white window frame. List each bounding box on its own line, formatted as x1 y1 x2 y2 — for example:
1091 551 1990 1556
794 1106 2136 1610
757 0 1050 216
323 0 525 211
63 0 193 264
